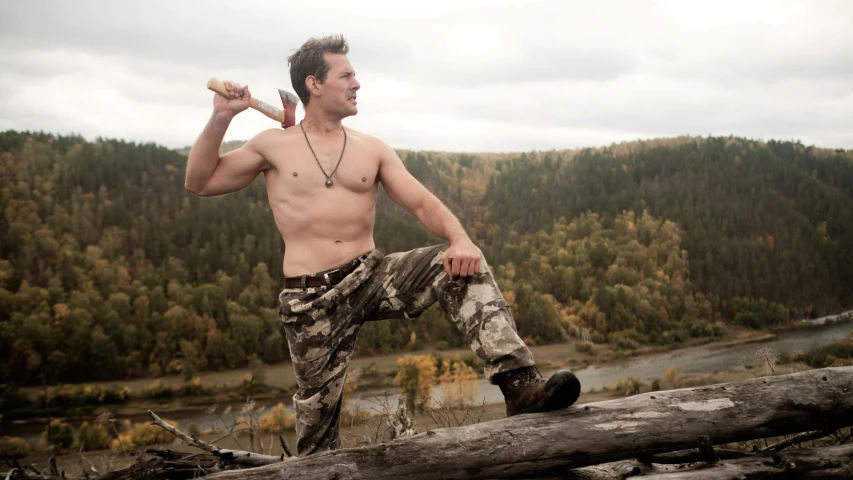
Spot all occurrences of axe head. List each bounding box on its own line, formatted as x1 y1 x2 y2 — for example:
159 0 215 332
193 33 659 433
279 89 299 129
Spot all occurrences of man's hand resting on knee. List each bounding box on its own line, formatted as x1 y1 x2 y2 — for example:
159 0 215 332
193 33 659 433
442 238 482 279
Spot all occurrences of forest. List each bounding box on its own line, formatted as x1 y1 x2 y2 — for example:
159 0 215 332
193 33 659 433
1 131 851 385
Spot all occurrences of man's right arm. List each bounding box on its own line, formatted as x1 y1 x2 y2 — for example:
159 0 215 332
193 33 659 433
185 82 272 197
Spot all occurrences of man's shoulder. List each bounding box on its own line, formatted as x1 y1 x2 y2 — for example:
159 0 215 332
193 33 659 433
252 127 302 143
343 127 379 144
244 127 302 153
344 127 394 154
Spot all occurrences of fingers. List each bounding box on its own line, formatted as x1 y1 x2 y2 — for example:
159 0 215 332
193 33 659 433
451 255 463 279
444 246 482 280
442 255 453 280
223 81 249 101
467 256 480 277
458 255 479 277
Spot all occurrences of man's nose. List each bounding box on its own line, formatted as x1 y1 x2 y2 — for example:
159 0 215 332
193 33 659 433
352 79 361 90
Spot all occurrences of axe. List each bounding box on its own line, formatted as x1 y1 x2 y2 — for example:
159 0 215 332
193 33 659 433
207 77 299 128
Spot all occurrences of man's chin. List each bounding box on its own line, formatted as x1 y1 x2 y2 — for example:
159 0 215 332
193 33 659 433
337 106 358 119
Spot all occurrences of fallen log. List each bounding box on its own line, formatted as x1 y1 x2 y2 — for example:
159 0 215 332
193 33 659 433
203 367 853 480
640 443 853 479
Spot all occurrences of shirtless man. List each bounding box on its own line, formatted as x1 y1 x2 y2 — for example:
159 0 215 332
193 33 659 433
185 35 580 456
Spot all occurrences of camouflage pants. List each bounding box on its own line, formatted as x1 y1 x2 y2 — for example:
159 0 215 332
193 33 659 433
277 244 534 456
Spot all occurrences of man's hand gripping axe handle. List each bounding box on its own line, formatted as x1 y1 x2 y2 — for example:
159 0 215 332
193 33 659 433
206 77 299 128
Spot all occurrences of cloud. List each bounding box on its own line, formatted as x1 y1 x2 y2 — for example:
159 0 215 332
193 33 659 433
1 0 851 151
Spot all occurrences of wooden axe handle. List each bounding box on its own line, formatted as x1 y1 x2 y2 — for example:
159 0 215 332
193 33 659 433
207 77 284 123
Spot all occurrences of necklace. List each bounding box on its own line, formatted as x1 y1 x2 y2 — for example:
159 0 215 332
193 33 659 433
300 121 347 188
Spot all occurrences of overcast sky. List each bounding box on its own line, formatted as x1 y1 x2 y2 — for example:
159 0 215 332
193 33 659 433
1 0 851 152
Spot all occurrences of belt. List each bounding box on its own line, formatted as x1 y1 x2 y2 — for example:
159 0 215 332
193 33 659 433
284 256 364 289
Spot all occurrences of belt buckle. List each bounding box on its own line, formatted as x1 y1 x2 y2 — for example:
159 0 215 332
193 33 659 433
324 272 331 287
300 275 307 289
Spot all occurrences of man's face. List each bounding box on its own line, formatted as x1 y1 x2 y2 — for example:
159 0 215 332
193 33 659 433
315 53 360 117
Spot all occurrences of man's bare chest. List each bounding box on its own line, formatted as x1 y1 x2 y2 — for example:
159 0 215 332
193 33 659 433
265 139 379 194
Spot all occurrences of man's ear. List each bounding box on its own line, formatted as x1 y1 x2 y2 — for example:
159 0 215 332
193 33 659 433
305 76 321 97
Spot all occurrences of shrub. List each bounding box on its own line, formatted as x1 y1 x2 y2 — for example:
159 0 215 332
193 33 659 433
734 311 763 329
80 385 106 405
575 342 594 354
179 377 213 397
143 380 174 400
0 436 30 459
610 329 646 350
437 359 478 407
110 419 176 452
685 318 713 338
803 340 853 368
46 384 131 407
51 384 80 408
259 403 296 434
41 419 74 449
614 336 639 350
612 377 646 397
664 367 680 383
0 384 34 411
238 373 270 396
76 421 111 451
394 355 437 412
103 385 133 403
711 322 725 337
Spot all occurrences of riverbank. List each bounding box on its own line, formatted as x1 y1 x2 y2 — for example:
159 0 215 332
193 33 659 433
7 319 851 439
8 325 766 422
6 322 826 425
5 319 850 471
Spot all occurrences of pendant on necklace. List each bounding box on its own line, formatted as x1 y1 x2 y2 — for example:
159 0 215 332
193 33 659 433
325 179 334 188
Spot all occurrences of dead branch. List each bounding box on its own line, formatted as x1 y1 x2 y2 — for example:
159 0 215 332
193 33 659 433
761 427 838 452
147 410 286 468
638 448 751 464
278 437 292 458
639 443 853 479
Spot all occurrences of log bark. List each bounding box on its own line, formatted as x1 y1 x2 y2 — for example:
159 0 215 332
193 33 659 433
640 443 853 479
204 367 853 480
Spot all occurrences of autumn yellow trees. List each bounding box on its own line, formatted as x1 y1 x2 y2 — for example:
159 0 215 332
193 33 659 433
1 131 852 387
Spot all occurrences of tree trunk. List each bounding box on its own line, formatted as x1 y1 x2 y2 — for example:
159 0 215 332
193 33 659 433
203 366 853 480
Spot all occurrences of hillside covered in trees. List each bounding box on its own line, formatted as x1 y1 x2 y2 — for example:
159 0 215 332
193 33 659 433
1 131 851 385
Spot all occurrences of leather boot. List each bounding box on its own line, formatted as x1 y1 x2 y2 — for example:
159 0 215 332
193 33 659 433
496 366 581 417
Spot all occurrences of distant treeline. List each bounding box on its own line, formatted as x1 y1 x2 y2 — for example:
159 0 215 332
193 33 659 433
1 131 851 385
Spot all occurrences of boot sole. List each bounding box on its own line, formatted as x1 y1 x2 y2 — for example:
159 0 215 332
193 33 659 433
518 370 581 415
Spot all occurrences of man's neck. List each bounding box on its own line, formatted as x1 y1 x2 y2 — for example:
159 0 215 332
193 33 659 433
301 108 344 134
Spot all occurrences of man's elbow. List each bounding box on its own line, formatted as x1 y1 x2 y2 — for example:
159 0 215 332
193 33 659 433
184 178 209 196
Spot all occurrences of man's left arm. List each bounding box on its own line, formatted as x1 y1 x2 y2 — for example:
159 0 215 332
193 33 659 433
378 142 481 279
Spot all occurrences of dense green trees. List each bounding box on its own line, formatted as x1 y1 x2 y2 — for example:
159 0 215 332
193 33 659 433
1 131 851 385
482 138 853 320
0 132 289 384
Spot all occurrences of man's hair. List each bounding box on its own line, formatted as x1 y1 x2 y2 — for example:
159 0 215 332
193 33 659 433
288 35 350 105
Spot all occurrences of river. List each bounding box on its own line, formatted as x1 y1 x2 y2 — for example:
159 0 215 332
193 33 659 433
7 320 850 443
350 320 852 410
